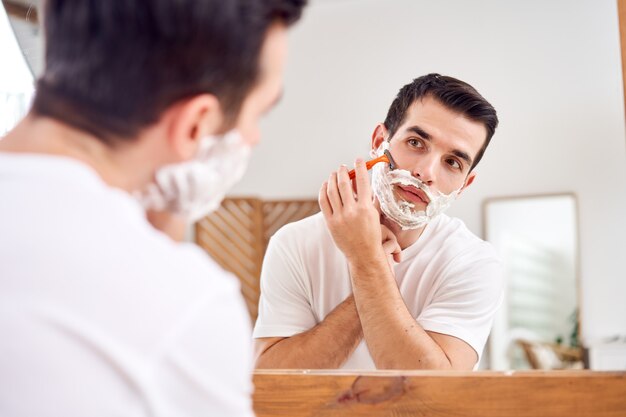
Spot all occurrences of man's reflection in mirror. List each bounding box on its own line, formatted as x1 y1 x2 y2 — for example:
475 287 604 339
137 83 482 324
254 74 502 370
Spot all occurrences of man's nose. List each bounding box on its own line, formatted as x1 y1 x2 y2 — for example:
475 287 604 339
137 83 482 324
412 156 435 186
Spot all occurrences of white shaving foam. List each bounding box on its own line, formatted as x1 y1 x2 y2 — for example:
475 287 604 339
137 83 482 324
371 142 461 230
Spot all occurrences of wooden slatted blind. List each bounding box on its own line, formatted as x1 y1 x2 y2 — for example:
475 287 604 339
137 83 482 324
195 197 319 322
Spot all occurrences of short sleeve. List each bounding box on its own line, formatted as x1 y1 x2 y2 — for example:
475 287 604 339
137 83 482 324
417 247 504 359
253 228 318 338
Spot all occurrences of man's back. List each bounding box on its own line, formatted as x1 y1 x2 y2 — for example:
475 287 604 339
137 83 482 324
0 153 253 416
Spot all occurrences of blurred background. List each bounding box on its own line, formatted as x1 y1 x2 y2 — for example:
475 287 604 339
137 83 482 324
2 0 625 370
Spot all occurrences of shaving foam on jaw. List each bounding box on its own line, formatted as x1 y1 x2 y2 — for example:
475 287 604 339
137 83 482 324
370 141 461 230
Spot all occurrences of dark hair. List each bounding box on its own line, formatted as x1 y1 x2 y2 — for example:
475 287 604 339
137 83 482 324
32 0 306 143
383 73 498 171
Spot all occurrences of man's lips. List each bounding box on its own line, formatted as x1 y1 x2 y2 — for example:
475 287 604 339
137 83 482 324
397 185 430 205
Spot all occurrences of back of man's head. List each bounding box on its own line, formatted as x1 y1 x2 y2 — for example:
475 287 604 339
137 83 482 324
383 73 498 171
32 0 305 144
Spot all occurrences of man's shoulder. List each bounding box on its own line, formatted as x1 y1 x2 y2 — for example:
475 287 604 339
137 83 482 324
266 211 342 266
271 211 327 244
427 214 498 260
0 151 240 303
127 225 242 299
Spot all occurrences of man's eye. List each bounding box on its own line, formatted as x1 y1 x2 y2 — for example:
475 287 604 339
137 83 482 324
408 138 423 148
447 158 462 170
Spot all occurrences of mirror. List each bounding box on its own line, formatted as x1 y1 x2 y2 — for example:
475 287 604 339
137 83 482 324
3 0 625 370
484 194 580 370
234 0 626 370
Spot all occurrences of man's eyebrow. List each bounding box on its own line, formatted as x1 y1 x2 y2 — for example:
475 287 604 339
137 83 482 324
406 125 431 140
452 149 473 167
406 125 473 167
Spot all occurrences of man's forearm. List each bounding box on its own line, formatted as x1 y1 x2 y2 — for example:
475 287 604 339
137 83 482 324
349 253 452 370
255 296 362 369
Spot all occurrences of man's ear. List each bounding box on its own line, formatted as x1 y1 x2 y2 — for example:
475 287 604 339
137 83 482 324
458 171 476 196
166 94 223 162
371 123 388 152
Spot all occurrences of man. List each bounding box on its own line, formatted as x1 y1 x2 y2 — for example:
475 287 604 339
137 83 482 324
254 74 502 370
0 0 305 415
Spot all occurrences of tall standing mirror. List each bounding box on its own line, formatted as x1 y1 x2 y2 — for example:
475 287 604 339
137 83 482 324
484 194 580 370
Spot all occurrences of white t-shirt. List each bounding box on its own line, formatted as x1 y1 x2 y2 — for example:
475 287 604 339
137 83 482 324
0 153 254 417
253 212 503 369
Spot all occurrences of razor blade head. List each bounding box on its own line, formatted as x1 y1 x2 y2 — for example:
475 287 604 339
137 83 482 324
383 149 397 170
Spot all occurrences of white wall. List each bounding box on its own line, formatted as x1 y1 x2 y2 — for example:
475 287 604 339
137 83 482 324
231 0 626 344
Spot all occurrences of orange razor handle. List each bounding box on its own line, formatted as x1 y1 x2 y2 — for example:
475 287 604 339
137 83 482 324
348 154 390 180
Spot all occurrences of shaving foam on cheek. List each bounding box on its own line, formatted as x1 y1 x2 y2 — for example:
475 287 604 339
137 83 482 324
370 141 462 230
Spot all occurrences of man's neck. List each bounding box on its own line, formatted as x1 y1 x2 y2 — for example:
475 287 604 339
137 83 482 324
0 115 157 193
